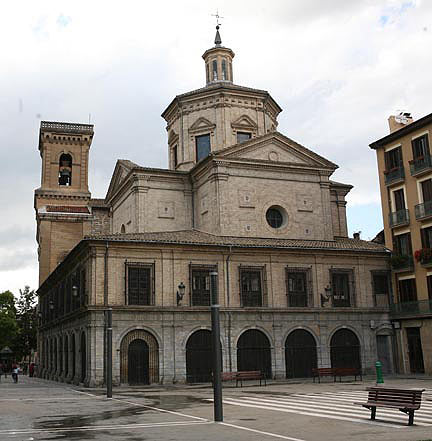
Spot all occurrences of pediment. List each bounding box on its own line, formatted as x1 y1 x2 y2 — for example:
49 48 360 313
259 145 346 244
105 160 137 202
214 132 337 169
231 114 258 130
188 117 216 134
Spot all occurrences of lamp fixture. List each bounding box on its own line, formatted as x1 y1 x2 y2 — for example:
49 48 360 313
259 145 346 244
49 300 54 310
176 282 186 306
72 285 78 298
320 284 332 307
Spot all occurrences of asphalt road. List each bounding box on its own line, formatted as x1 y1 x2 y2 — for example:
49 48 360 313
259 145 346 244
1 375 432 441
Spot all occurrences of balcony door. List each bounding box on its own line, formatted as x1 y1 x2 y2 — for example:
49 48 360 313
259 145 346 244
393 188 406 211
421 179 432 203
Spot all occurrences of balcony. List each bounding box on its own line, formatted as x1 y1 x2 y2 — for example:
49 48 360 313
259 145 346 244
390 254 413 273
410 154 432 177
415 201 432 220
389 209 410 228
414 248 432 267
384 166 405 186
390 299 432 319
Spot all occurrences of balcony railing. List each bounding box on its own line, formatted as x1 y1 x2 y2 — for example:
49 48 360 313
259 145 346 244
389 209 410 227
384 166 405 185
390 254 413 272
410 154 432 176
414 248 432 266
390 299 432 318
415 200 432 220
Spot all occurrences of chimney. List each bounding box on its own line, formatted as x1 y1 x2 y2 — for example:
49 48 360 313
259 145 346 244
388 112 413 133
353 232 361 240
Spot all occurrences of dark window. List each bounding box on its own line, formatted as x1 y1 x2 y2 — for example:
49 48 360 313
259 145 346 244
286 271 308 307
393 188 406 211
412 134 429 159
237 132 251 144
240 269 263 307
206 63 210 83
195 134 211 162
393 233 412 256
421 179 432 202
421 226 432 248
221 59 227 80
332 272 351 307
427 276 432 300
372 272 390 307
173 145 178 168
384 147 402 171
58 153 72 186
212 60 218 81
266 207 283 228
128 265 153 305
398 278 417 303
191 269 211 306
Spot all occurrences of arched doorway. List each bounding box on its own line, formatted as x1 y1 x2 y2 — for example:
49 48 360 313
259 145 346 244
120 330 159 384
237 329 271 379
285 329 317 378
186 330 221 383
330 329 361 369
64 336 69 378
71 334 76 379
80 332 86 383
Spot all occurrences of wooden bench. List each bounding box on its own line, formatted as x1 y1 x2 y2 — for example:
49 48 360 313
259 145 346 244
235 371 266 387
334 367 362 382
354 387 425 426
221 372 237 382
312 368 336 383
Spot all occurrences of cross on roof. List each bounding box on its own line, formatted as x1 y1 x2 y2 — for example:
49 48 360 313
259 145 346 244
212 10 224 27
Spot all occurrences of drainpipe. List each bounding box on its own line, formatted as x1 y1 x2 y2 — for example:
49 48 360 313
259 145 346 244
226 245 233 372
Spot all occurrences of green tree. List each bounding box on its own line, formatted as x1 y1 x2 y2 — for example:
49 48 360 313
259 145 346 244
13 286 38 362
0 290 18 350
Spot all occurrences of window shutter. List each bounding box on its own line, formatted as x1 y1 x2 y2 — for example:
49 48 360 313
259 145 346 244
124 260 128 305
350 271 356 307
151 261 155 306
285 268 289 307
189 263 193 306
307 269 313 307
238 266 243 307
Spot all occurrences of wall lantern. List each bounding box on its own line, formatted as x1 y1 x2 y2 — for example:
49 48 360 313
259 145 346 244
72 285 78 298
49 300 54 310
320 284 333 307
176 282 186 306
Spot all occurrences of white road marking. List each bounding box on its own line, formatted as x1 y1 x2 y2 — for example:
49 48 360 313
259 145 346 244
219 398 406 428
238 397 432 425
221 422 307 441
0 420 210 436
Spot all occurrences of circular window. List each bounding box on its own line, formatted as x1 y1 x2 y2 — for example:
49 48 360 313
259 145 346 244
266 207 284 228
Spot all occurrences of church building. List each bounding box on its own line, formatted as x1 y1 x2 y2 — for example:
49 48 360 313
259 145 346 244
35 27 392 386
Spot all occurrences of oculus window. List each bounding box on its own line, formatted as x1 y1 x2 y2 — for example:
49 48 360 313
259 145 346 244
196 134 211 162
266 206 286 229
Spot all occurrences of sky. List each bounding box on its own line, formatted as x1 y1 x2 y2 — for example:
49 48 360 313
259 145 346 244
1 0 431 296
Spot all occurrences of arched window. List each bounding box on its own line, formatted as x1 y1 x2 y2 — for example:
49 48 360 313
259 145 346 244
221 59 227 80
212 60 218 81
58 153 72 186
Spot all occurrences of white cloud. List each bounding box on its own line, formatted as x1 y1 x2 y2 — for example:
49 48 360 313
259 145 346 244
0 0 431 289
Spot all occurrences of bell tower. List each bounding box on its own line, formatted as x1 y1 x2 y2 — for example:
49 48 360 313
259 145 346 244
34 121 94 285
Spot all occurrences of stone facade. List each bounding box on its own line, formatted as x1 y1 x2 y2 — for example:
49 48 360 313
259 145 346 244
36 29 392 387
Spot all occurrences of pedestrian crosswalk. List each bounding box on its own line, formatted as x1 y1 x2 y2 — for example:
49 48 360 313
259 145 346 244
220 390 432 427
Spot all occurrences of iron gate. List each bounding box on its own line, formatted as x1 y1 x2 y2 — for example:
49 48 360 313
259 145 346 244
330 329 361 369
237 329 271 379
285 329 317 378
186 330 220 383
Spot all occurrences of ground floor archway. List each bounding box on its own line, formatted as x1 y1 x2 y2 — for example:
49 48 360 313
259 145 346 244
237 329 271 379
330 328 361 369
120 330 159 384
285 329 317 378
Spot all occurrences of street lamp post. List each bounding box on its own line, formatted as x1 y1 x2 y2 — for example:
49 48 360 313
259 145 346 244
210 271 223 422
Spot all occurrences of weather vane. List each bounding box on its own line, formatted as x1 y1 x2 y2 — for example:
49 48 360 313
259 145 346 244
212 10 224 27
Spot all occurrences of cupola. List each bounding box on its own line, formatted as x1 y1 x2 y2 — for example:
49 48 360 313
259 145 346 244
202 25 235 85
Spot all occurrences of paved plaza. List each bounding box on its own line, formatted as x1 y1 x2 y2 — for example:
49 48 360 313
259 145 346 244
1 375 432 441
